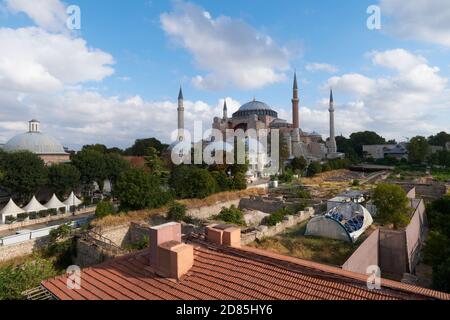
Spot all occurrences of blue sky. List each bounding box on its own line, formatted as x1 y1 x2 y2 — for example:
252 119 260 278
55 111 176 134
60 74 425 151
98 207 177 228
0 0 449 149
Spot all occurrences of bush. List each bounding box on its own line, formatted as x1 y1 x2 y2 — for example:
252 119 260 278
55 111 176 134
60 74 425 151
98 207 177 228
296 189 311 199
307 162 322 177
115 168 171 211
95 200 115 218
169 166 218 199
278 169 294 183
5 216 16 224
265 207 293 226
352 179 360 186
216 205 246 226
17 213 29 222
167 202 188 222
0 256 58 300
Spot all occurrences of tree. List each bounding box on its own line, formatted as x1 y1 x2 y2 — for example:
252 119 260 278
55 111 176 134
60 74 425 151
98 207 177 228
81 144 108 154
169 165 218 199
279 136 290 173
71 149 108 185
48 164 81 197
291 157 307 174
125 138 168 156
144 147 166 176
424 196 450 293
104 153 130 186
336 136 360 162
95 200 115 218
1 151 48 203
428 131 450 147
115 168 170 211
372 183 410 229
408 136 430 164
306 161 322 177
349 131 386 158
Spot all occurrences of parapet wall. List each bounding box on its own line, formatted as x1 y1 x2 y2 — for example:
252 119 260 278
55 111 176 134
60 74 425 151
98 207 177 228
241 208 315 245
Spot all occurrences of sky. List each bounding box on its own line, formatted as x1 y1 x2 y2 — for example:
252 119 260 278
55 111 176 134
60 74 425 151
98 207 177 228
0 0 449 150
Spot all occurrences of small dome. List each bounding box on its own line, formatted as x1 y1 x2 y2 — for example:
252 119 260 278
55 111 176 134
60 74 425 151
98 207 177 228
4 132 67 155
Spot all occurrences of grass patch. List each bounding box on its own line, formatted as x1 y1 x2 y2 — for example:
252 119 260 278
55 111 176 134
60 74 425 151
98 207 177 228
248 220 370 266
432 168 450 181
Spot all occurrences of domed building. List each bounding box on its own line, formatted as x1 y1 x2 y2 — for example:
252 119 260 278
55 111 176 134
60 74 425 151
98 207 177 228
2 120 70 165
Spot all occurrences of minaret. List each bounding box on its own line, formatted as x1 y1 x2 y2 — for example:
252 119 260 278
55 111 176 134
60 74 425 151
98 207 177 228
292 72 299 129
177 86 184 141
223 98 228 120
328 89 337 153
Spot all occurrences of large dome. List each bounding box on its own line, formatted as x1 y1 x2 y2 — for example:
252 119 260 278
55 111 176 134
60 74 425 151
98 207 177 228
4 132 67 155
233 100 278 118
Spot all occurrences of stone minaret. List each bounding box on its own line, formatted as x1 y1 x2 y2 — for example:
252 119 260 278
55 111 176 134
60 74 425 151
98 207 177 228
223 98 228 120
328 89 337 153
177 86 184 141
292 72 299 129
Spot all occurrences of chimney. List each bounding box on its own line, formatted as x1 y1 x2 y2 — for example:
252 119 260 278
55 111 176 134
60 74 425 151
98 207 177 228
206 224 241 248
149 222 194 280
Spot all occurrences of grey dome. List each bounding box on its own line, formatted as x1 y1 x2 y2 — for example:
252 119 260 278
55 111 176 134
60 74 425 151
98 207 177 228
4 132 67 155
233 100 278 118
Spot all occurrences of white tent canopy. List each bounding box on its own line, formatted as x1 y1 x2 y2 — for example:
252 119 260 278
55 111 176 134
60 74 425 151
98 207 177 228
63 192 82 207
0 198 25 223
23 196 48 213
44 194 66 210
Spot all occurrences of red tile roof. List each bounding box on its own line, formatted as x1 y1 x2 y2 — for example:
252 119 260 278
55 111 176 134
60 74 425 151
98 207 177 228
41 236 450 300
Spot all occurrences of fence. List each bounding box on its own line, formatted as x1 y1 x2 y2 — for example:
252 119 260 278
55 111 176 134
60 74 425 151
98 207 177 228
0 217 91 247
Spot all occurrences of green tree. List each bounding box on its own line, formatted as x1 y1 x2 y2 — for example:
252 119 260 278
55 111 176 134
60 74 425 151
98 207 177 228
372 183 410 229
81 144 108 154
95 200 115 218
349 131 386 158
306 161 322 177
124 138 168 156
408 136 430 164
1 151 48 203
279 135 290 173
105 153 130 186
428 131 450 147
115 168 170 211
144 147 166 176
169 166 218 199
291 157 308 174
71 149 108 186
48 163 81 197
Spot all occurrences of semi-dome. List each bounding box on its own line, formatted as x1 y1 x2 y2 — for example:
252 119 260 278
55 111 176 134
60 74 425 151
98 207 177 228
233 100 278 118
3 120 67 155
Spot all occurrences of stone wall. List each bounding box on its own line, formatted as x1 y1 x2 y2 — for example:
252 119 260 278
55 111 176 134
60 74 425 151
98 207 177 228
0 237 48 262
186 199 241 220
74 239 119 268
239 196 285 214
241 207 315 245
95 223 131 247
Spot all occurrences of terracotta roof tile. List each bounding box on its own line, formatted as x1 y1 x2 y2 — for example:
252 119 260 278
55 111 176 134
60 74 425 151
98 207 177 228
41 238 450 301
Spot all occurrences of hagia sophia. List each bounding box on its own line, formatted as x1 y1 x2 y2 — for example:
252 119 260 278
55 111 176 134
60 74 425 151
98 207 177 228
175 72 343 176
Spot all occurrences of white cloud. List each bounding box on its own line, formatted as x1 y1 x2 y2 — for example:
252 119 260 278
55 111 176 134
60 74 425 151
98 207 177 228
305 63 338 73
324 48 450 139
0 27 114 93
5 0 68 32
380 0 450 47
0 88 241 149
160 1 290 90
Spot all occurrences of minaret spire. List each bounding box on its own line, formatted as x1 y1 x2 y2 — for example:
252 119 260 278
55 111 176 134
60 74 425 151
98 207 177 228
292 71 299 129
223 98 228 120
328 88 337 154
177 86 185 141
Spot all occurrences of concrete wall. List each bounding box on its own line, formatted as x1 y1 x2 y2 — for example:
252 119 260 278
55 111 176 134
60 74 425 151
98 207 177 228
405 199 427 273
241 208 314 245
342 229 379 274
